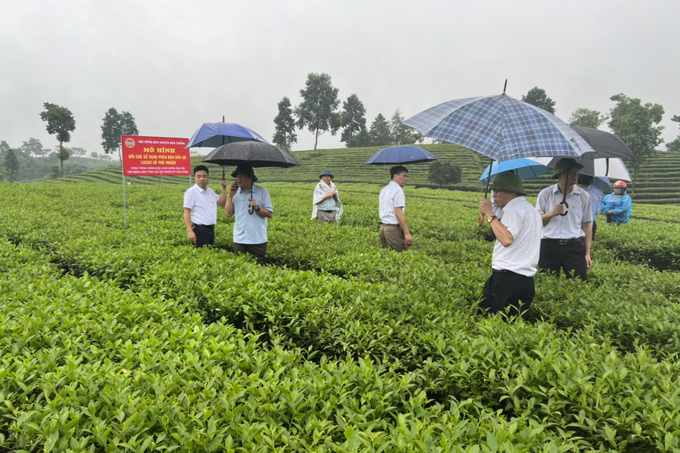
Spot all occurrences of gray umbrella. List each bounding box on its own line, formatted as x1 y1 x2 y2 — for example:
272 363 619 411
571 126 634 160
202 141 300 168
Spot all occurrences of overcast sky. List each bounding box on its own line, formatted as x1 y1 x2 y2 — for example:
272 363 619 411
1 0 679 156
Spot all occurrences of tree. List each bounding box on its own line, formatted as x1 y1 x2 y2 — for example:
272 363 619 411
368 114 391 146
4 149 19 182
40 102 76 177
340 94 368 148
57 146 70 175
69 147 87 157
272 96 297 151
667 115 680 152
521 87 556 114
295 73 341 150
21 137 46 156
0 141 10 155
428 161 462 186
608 93 664 186
389 109 423 145
101 107 139 161
569 108 607 129
90 151 99 159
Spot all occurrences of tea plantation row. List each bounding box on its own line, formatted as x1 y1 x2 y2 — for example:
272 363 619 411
1 182 680 452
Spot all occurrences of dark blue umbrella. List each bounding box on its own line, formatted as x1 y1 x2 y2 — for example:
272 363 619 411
403 94 594 162
479 158 550 184
186 122 268 149
365 145 438 165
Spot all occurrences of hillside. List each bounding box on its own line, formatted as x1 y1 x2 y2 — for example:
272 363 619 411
47 144 680 204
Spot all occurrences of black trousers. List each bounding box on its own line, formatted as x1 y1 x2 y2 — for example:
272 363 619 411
538 239 587 281
192 224 215 248
480 270 535 319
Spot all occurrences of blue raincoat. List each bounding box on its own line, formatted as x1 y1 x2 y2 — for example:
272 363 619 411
600 193 632 225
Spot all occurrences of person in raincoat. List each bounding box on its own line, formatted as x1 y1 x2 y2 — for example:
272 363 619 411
311 169 342 223
600 180 632 225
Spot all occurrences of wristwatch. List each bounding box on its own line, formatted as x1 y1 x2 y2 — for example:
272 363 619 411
255 205 261 212
486 215 498 224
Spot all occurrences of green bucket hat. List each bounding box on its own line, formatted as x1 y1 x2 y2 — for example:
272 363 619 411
551 158 584 178
231 164 258 182
319 169 334 178
490 171 527 196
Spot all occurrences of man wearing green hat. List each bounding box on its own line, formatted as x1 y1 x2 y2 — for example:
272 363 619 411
478 171 542 318
535 158 593 280
225 164 273 264
312 169 342 223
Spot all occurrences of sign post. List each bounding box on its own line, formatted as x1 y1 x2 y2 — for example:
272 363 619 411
120 135 190 228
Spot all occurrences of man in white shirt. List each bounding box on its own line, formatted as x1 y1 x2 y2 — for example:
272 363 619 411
379 166 412 251
535 158 593 280
225 165 273 264
478 171 542 319
183 165 227 247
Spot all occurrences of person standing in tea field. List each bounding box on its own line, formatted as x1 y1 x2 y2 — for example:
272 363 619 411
183 165 228 247
311 169 342 223
478 172 542 319
600 180 632 225
225 164 273 264
576 174 604 240
378 165 412 251
535 158 593 280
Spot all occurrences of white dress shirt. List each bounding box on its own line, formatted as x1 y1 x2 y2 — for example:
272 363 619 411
492 197 542 277
536 183 592 239
183 184 220 226
379 181 405 225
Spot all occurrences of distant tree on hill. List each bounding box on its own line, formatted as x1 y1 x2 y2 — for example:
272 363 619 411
0 141 10 157
341 94 368 148
21 137 46 156
522 87 556 114
273 96 297 151
609 93 664 186
428 161 462 186
667 115 680 152
295 73 341 150
4 149 19 182
91 151 98 159
368 114 391 146
40 102 76 177
69 147 87 157
569 108 607 129
101 107 139 161
389 109 423 145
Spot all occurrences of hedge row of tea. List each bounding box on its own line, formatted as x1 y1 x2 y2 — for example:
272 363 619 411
50 144 680 204
2 182 680 451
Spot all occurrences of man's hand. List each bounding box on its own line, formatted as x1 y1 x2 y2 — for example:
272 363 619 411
221 179 228 190
551 203 565 217
187 230 197 245
248 198 258 208
585 254 592 270
229 182 238 197
479 198 493 217
405 233 413 247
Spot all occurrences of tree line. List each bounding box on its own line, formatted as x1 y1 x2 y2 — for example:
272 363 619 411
1 104 138 182
272 73 422 151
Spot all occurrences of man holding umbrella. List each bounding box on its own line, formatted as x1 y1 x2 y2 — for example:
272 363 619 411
379 166 412 251
478 172 542 319
535 158 593 280
225 165 273 264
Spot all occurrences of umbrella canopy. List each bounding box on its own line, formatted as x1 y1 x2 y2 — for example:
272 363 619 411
571 126 634 160
533 156 631 181
479 158 550 183
592 176 613 195
403 94 595 162
365 145 438 165
186 122 268 149
202 141 300 168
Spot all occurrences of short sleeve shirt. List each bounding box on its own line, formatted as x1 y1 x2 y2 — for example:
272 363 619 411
232 184 273 244
492 197 542 277
536 183 592 239
183 184 220 226
379 181 405 225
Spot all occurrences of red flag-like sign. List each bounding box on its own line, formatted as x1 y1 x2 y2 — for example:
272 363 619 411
121 135 190 176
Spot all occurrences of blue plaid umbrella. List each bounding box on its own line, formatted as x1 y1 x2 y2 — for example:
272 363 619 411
403 94 594 162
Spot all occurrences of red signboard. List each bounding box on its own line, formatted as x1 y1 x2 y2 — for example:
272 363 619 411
121 135 191 176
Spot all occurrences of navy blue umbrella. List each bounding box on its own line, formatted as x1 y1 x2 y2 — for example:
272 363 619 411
365 145 438 165
186 122 268 149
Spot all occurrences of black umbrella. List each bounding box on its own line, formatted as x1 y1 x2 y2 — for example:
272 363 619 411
202 141 300 168
571 126 634 160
